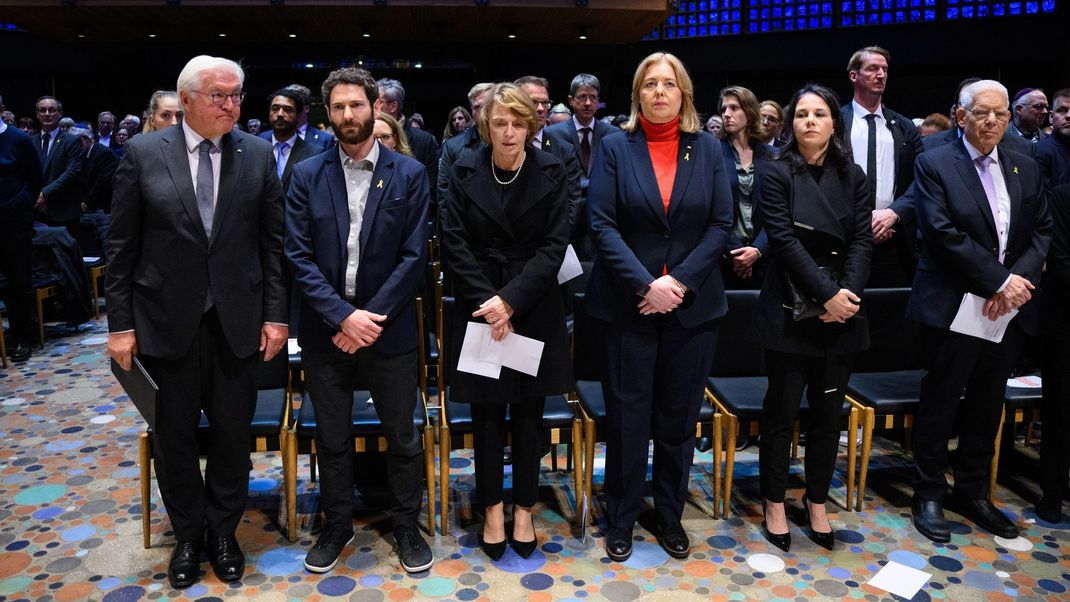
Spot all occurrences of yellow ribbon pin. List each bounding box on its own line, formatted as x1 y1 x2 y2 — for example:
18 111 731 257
684 153 690 161
377 179 383 188
1013 166 1019 174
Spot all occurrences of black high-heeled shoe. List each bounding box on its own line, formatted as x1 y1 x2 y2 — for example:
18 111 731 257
802 496 835 551
509 507 538 559
479 531 507 561
761 499 791 553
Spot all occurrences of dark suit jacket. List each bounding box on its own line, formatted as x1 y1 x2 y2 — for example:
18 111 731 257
906 139 1051 335
437 126 482 197
80 142 119 213
39 130 85 222
539 128 583 231
105 126 288 360
1041 184 1070 340
285 142 430 354
1036 133 1070 188
754 159 873 356
0 126 44 217
95 135 120 153
277 135 323 193
441 145 571 403
720 137 771 254
403 117 439 199
585 127 734 328
546 118 621 177
261 127 333 151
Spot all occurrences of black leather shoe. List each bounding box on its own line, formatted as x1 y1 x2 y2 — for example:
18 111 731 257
1036 497 1064 524
656 521 690 559
207 534 244 582
953 496 1018 538
168 539 202 589
912 497 950 543
801 496 835 551
605 526 633 562
10 343 31 363
761 500 791 553
478 531 507 561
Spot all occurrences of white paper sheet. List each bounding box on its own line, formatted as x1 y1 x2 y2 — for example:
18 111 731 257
949 293 1017 343
1007 375 1042 388
557 244 584 284
457 322 502 379
867 560 932 599
476 328 545 377
287 338 301 356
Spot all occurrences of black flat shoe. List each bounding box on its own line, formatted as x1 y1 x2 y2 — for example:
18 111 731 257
656 521 690 559
761 500 791 553
912 497 950 543
10 343 31 363
952 495 1018 538
802 496 835 551
1036 497 1064 524
207 534 244 582
168 539 202 589
479 532 507 561
605 526 633 562
509 508 538 559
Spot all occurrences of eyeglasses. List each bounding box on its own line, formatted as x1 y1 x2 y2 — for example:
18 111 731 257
192 90 246 106
966 107 1011 121
760 116 781 124
531 99 553 108
572 94 599 103
1023 103 1050 112
375 133 394 141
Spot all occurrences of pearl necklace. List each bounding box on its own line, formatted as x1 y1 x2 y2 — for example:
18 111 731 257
491 152 525 185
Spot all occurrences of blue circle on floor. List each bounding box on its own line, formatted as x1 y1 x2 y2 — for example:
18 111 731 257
963 570 1002 591
258 547 306 575
521 573 554 591
929 555 963 572
1038 579 1067 593
102 586 145 602
318 576 355 596
707 535 736 549
620 542 668 569
888 550 927 570
835 530 864 544
492 548 546 573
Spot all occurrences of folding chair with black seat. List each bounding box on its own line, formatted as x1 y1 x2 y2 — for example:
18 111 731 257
284 298 437 541
990 372 1044 496
84 258 106 319
571 293 721 523
705 289 859 517
139 350 294 548
436 294 583 534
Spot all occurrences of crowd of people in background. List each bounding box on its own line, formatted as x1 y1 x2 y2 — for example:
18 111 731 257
1 44 1068 591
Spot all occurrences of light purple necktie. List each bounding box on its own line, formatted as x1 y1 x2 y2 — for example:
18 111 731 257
975 155 1004 262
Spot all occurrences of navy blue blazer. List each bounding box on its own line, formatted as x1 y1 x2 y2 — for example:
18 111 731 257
285 142 430 354
1037 134 1070 188
906 139 1051 335
585 128 734 327
720 138 771 254
260 127 333 151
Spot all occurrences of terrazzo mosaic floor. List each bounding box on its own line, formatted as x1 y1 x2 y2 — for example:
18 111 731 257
1 317 1069 601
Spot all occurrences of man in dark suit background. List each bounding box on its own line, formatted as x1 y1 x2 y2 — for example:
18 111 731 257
34 96 84 235
1037 88 1070 187
266 87 323 192
842 46 923 288
377 78 438 200
285 67 433 575
259 84 333 150
72 125 119 213
96 111 119 152
1009 87 1049 143
106 55 288 589
0 92 43 363
906 79 1051 543
437 82 494 201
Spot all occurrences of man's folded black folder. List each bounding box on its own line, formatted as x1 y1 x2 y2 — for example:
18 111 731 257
111 357 159 431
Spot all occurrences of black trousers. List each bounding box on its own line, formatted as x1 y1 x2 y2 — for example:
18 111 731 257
1040 335 1070 502
912 324 1023 500
0 217 34 346
866 236 916 288
759 350 852 504
303 347 423 529
470 397 545 509
141 308 257 542
596 316 718 529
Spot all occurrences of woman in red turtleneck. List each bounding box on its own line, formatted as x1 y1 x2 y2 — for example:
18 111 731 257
584 52 734 562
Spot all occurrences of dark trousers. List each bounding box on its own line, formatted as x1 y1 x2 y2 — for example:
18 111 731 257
596 316 718 529
303 347 423 529
1040 335 1070 502
759 350 852 504
470 397 545 509
0 218 34 346
912 323 1023 500
866 236 916 288
141 308 257 542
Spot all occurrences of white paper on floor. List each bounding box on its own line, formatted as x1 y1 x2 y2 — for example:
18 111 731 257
867 560 932 599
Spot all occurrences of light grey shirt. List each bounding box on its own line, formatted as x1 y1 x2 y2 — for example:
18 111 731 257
340 141 380 300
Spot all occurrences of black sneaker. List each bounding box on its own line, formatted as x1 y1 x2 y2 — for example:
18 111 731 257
304 524 354 573
394 525 434 573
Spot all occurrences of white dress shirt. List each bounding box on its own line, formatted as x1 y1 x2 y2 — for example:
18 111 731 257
572 114 594 142
340 141 380 300
182 121 222 211
850 101 896 210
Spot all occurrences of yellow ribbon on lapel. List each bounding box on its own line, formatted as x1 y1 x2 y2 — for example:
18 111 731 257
377 179 383 188
1013 166 1019 175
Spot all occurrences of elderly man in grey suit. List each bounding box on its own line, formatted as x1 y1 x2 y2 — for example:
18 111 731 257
106 55 288 589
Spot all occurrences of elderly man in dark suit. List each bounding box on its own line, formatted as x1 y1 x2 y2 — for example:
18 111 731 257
923 78 1036 158
285 67 433 575
106 55 288 589
0 92 43 363
841 46 923 288
907 79 1051 543
34 96 84 235
72 126 119 213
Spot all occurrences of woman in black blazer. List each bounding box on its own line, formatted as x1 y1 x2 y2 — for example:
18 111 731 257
754 84 873 552
441 83 570 561
585 52 733 562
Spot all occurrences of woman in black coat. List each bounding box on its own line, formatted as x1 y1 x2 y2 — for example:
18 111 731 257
441 83 570 561
754 84 873 552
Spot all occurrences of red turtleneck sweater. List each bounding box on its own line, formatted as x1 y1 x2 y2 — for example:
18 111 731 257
640 114 680 215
